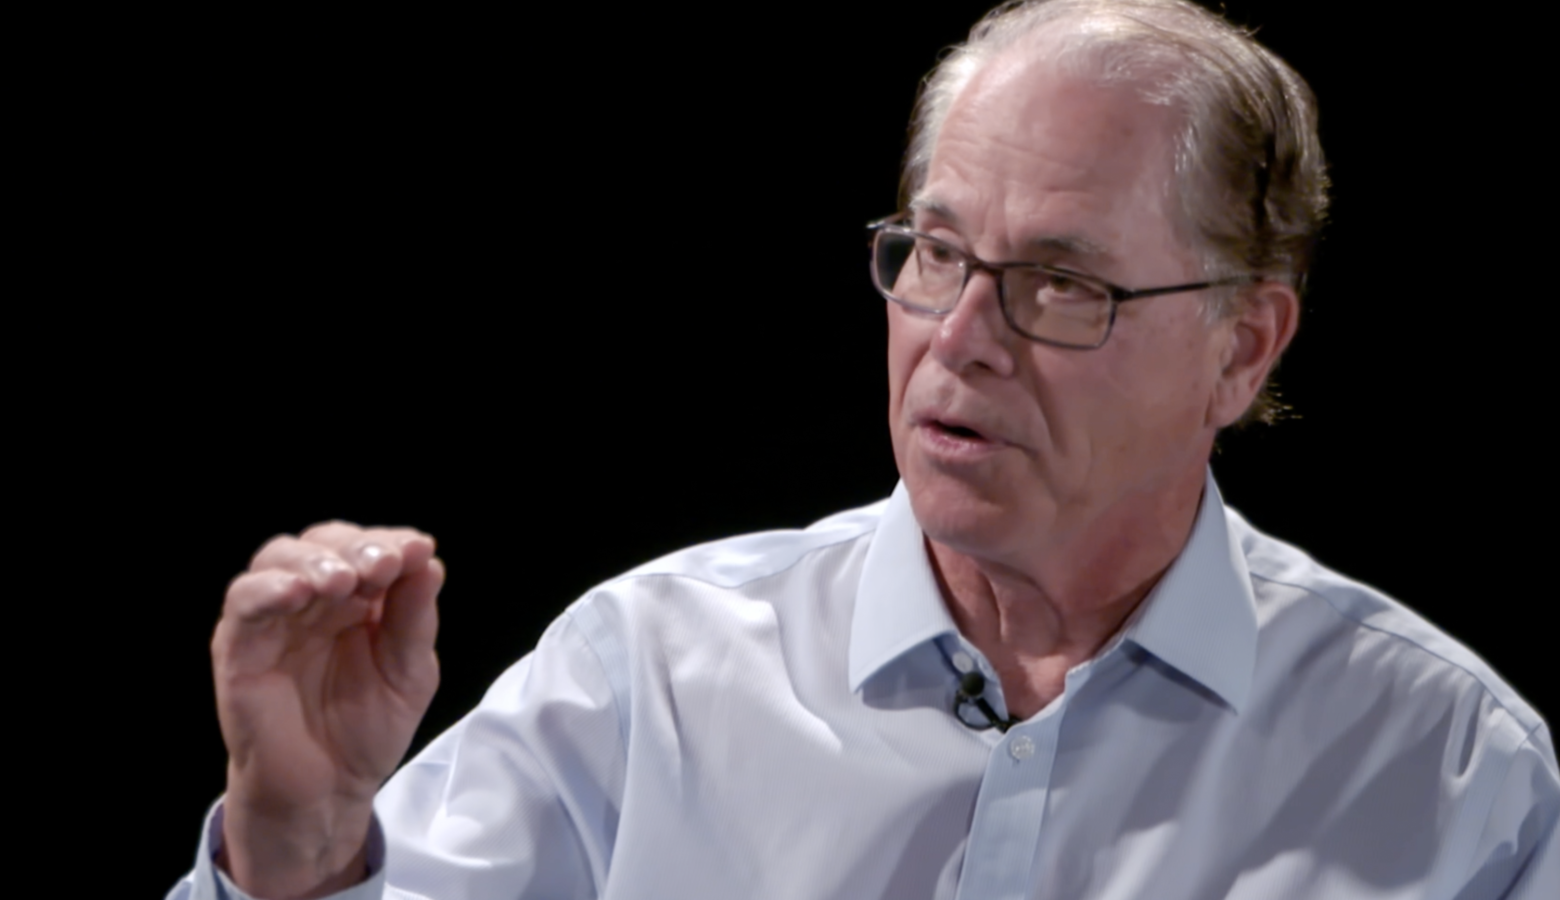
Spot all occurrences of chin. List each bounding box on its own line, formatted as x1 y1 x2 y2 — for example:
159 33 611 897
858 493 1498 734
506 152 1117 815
902 462 1044 562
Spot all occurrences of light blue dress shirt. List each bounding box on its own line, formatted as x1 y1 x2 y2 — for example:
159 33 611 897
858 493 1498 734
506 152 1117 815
171 475 1558 898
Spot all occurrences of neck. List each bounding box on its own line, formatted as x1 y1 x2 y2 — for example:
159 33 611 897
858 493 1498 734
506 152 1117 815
931 464 1207 718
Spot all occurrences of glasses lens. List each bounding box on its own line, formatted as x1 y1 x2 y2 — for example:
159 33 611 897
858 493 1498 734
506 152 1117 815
1004 268 1113 347
873 230 963 313
870 226 1116 348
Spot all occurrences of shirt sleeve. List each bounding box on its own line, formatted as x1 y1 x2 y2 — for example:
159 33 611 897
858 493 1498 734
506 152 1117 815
167 610 626 900
163 800 389 900
1455 723 1560 899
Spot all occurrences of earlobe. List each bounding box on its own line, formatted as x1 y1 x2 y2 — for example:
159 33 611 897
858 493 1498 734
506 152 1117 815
1208 281 1299 427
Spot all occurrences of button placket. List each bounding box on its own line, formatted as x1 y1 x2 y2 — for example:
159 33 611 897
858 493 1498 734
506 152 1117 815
954 717 1062 900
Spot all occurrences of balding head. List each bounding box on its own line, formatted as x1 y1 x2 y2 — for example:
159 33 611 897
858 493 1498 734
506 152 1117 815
905 1 1327 379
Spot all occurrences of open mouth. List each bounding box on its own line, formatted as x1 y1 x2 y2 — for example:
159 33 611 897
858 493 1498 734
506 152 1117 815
934 421 986 440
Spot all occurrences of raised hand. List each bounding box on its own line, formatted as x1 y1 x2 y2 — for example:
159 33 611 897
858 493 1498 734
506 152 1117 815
211 523 443 899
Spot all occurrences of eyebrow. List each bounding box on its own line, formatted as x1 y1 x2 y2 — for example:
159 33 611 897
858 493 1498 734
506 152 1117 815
907 196 1113 261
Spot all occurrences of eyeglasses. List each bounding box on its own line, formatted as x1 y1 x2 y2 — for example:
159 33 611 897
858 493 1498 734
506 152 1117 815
868 217 1254 349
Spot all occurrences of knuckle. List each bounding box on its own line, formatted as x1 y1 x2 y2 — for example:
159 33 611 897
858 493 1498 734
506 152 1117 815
351 538 393 563
227 569 310 612
402 532 437 556
249 533 296 568
366 526 429 545
303 554 357 596
378 529 436 569
300 520 364 543
222 571 259 607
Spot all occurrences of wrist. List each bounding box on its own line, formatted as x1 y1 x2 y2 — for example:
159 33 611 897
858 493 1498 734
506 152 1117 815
219 788 376 900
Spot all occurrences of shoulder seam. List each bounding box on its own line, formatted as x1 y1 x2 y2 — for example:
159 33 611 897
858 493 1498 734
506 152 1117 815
1516 721 1559 779
1248 568 1536 731
558 606 631 756
594 524 877 594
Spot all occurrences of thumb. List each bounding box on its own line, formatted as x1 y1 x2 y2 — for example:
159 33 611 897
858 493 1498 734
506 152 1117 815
373 557 443 702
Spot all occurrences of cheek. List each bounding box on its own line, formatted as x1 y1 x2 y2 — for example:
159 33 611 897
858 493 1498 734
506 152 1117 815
1088 322 1218 449
886 309 936 475
885 308 928 416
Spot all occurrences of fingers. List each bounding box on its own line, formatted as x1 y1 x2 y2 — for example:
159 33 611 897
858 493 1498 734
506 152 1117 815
223 569 316 623
246 538 358 602
246 525 433 593
295 523 437 591
216 523 443 680
221 523 438 630
374 557 444 697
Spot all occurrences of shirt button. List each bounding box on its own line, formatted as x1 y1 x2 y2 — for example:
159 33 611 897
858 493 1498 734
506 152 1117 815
1009 735 1035 760
951 652 975 673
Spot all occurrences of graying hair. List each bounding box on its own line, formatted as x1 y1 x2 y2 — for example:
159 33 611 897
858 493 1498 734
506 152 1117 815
903 1 1329 422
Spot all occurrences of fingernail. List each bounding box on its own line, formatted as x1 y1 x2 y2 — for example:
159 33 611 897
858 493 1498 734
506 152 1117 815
357 543 387 566
311 556 350 579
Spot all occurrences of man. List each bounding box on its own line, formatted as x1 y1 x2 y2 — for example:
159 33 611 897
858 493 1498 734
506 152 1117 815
172 1 1558 897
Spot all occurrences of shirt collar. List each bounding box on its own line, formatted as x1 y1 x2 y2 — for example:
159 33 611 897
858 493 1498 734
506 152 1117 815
1123 470 1258 713
849 481 957 692
848 471 1258 712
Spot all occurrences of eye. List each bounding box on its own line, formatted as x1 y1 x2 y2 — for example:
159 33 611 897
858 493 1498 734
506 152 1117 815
919 240 961 266
1046 272 1083 294
1036 269 1106 304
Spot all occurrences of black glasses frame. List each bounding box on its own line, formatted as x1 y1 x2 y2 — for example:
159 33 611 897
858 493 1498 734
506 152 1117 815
867 216 1255 349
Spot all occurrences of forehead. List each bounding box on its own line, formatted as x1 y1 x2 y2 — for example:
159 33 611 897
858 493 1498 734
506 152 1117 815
918 39 1185 263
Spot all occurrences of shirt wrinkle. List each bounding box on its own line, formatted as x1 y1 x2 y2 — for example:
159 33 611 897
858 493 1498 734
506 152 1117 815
170 472 1558 900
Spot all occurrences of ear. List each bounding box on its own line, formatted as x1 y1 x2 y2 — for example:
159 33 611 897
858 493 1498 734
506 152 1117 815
1207 280 1299 428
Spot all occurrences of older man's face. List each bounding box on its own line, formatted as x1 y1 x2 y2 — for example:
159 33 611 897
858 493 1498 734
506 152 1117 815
888 49 1241 565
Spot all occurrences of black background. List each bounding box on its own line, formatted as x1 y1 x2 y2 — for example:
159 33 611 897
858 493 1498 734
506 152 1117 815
55 1 1546 890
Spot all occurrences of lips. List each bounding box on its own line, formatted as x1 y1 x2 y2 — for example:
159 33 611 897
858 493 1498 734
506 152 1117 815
911 411 1011 464
914 410 996 441
930 419 989 441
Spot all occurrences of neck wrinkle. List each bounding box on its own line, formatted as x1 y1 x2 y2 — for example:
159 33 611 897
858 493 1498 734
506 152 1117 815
930 463 1206 671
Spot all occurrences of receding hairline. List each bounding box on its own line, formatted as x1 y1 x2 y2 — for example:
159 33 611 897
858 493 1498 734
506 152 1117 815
902 3 1270 224
906 39 1179 271
898 0 1329 425
905 10 1214 261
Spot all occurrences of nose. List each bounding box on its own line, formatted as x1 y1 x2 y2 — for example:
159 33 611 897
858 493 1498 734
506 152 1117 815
930 266 1017 377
